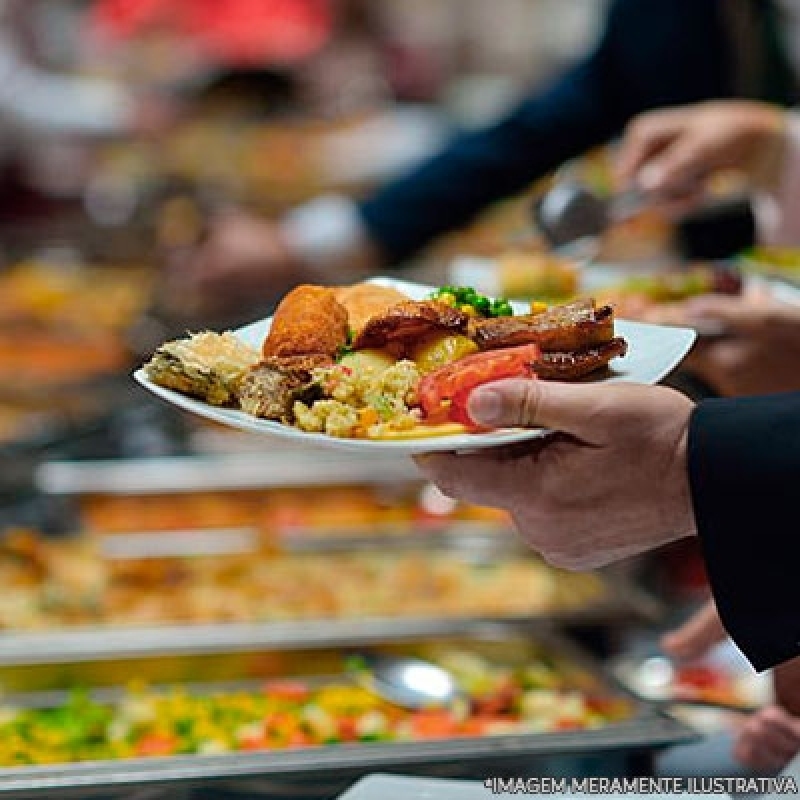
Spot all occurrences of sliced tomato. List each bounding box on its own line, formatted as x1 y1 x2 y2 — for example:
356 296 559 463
417 345 540 429
674 665 725 690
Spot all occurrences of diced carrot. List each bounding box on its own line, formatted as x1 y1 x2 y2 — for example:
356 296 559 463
134 733 179 757
239 735 270 751
409 710 459 739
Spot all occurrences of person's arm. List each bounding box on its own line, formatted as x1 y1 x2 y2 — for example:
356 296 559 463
178 0 733 311
689 393 800 672
415 379 800 673
357 0 733 264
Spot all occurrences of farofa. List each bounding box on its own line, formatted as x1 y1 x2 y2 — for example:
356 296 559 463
293 360 421 438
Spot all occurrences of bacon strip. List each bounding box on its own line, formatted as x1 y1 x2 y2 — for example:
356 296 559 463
472 301 614 353
532 337 628 380
352 301 469 351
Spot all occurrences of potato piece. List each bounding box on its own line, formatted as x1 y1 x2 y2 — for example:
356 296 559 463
339 349 397 375
409 333 479 374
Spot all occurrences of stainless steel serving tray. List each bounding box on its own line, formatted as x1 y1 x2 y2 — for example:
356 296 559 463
0 528 662 666
0 626 697 799
34 452 421 495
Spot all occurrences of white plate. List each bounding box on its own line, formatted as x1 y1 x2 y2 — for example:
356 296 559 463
134 277 697 455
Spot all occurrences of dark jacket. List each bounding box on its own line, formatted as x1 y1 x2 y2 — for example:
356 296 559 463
689 393 800 672
359 0 796 264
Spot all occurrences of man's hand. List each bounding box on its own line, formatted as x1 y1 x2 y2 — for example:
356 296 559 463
660 598 727 661
679 290 800 397
616 101 787 208
415 379 696 570
734 706 800 771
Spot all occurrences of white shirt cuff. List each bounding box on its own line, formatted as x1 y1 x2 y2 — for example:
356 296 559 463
280 195 370 277
753 112 800 247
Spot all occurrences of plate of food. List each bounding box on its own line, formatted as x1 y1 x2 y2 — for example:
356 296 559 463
134 277 696 454
611 646 773 714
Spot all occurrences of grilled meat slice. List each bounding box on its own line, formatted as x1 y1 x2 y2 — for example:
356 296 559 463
472 300 614 353
352 301 469 351
144 331 259 407
238 355 330 421
533 337 628 381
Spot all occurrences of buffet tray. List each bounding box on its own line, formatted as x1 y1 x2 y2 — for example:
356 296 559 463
34 452 421 494
0 626 697 799
0 719 693 799
0 529 662 665
0 602 658 667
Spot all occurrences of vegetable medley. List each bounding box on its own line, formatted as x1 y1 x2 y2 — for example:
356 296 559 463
0 649 631 766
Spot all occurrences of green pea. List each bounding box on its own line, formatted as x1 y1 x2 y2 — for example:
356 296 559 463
473 296 491 315
491 299 514 317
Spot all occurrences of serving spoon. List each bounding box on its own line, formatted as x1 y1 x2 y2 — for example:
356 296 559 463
351 654 462 710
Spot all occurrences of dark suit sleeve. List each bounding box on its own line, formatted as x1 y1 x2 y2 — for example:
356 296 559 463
358 0 732 264
689 393 800 672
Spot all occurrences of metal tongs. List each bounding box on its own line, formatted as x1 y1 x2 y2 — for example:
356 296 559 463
532 179 734 339
532 180 652 261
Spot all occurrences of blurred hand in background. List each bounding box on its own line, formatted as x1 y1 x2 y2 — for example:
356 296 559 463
661 598 800 773
165 198 381 318
733 706 800 772
616 101 788 215
679 288 800 397
660 597 727 662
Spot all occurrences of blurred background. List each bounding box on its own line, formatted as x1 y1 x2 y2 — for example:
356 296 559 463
0 1 791 796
